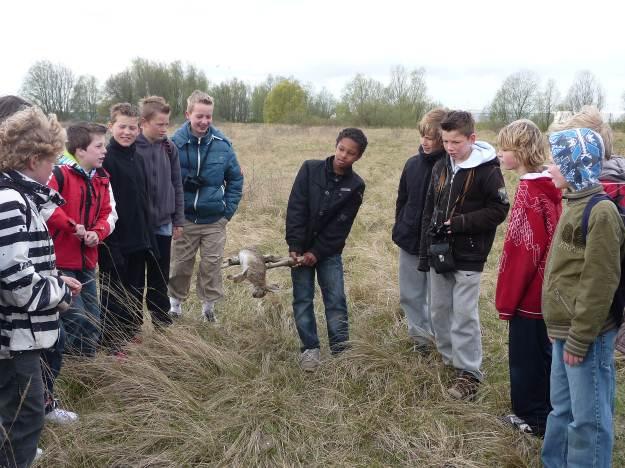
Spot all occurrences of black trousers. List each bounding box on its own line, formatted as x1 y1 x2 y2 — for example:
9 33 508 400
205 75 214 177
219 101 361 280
100 250 147 351
508 315 552 435
0 351 44 468
145 235 173 328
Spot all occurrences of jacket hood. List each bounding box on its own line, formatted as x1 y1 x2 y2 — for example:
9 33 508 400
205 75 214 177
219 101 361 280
549 128 603 191
454 141 497 170
521 171 562 205
600 155 625 182
172 122 228 146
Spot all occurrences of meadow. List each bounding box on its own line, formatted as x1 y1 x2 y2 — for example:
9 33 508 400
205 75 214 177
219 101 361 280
39 124 625 467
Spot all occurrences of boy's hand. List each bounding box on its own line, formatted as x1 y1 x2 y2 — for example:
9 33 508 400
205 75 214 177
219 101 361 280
444 219 452 234
60 275 82 296
74 224 86 238
173 226 184 240
563 350 583 366
301 252 317 267
84 231 99 247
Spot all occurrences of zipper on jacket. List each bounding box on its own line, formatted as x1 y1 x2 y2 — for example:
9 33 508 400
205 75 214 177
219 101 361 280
193 137 202 215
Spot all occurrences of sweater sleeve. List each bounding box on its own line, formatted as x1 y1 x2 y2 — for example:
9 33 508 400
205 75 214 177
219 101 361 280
417 169 437 271
450 166 509 234
565 203 623 357
223 148 244 220
285 162 310 254
395 162 409 222
0 192 71 312
495 190 552 319
169 143 185 227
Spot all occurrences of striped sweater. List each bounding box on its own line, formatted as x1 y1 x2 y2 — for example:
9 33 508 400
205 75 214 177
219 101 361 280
0 171 71 359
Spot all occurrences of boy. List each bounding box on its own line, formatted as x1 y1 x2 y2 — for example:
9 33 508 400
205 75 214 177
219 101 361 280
392 108 447 352
541 128 624 467
168 91 243 321
47 122 113 357
286 128 367 371
135 96 184 329
495 120 562 436
418 110 509 400
99 103 154 354
0 105 79 468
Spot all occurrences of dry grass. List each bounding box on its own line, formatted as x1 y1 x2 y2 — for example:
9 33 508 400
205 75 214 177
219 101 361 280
39 125 625 467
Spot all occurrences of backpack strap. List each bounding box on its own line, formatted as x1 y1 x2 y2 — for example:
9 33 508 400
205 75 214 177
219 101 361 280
581 193 612 243
0 181 32 230
52 166 65 194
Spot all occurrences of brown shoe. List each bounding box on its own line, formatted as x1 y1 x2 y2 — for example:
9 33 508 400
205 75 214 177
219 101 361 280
447 372 480 400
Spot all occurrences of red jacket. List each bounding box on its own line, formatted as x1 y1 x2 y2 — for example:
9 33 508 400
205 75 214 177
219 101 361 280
495 174 562 320
47 165 112 270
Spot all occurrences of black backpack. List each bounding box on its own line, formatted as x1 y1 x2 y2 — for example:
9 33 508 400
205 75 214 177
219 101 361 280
581 193 625 351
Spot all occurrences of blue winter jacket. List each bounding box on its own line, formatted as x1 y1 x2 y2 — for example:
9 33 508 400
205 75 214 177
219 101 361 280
171 122 244 224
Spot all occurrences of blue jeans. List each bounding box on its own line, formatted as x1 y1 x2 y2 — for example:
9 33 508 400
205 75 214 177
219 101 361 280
542 329 617 468
60 269 100 357
291 255 349 354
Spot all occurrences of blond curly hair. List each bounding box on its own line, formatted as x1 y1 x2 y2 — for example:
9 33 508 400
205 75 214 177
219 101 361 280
0 107 66 171
496 119 548 171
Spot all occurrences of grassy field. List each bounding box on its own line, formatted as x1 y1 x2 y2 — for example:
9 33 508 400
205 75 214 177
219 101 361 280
39 124 625 467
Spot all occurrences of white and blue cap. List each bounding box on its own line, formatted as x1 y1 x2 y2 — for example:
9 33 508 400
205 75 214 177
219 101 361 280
549 127 604 191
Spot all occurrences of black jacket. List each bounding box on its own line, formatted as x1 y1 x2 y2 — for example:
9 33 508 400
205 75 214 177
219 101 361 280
418 146 509 272
99 138 154 269
392 146 446 254
286 156 365 260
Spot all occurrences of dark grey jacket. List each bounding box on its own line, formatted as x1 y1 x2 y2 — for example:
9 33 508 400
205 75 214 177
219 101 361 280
135 133 185 228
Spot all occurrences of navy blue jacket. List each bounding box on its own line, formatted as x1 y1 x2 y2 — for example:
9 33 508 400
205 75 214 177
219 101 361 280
392 146 446 254
171 122 243 224
286 156 365 260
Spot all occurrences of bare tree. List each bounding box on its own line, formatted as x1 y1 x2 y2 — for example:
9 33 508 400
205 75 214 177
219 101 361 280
386 66 430 126
535 79 561 130
71 75 101 120
21 60 75 119
488 70 540 126
565 70 605 112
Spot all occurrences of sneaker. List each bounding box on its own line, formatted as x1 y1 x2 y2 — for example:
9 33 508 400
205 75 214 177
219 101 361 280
168 297 182 318
201 301 216 322
299 348 321 372
447 372 480 401
34 447 43 461
501 414 534 435
412 342 435 355
45 400 78 425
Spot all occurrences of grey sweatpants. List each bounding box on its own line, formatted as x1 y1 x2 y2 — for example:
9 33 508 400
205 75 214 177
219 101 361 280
398 248 433 345
429 268 483 380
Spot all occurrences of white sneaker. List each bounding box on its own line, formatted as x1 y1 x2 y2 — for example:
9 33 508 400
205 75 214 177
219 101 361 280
299 348 321 372
169 297 182 318
45 405 78 425
201 301 216 322
34 447 43 461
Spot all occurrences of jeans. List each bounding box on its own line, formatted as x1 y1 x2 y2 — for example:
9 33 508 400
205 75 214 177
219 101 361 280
0 351 45 468
60 269 99 356
542 329 617 468
291 255 349 354
40 326 64 410
398 248 432 345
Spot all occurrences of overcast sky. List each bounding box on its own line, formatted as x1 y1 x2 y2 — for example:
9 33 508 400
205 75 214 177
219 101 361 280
2 0 625 112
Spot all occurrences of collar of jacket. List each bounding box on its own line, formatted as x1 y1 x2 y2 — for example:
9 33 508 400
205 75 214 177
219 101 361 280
325 155 353 178
563 184 603 202
107 137 136 155
136 132 165 146
173 122 225 146
418 146 446 160
2 170 64 208
59 150 96 180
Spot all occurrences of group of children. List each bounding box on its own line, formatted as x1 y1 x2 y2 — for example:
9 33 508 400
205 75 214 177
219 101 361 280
0 91 243 467
391 105 624 466
0 85 622 466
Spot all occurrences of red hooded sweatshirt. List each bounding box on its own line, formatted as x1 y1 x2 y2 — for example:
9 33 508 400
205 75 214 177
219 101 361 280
495 173 562 320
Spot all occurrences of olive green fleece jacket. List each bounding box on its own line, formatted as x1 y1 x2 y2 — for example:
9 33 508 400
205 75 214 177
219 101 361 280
542 185 625 358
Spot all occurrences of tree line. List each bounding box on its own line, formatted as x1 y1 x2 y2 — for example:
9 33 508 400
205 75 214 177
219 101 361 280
18 58 625 130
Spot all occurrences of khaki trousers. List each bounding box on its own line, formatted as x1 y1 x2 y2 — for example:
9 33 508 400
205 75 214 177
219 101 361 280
168 218 227 303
